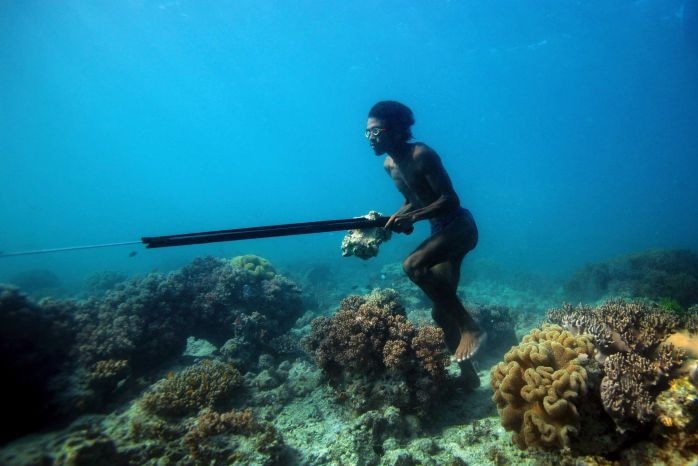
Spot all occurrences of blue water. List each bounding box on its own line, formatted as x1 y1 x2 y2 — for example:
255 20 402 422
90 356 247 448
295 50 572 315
1 1 697 289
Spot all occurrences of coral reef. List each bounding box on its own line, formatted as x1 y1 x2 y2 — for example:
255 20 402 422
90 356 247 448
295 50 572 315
73 256 302 382
0 388 289 465
5 248 698 465
548 300 688 433
139 359 242 418
600 352 658 432
304 288 450 414
490 324 596 449
183 408 285 463
73 272 190 373
230 254 276 280
547 299 683 357
0 286 77 443
183 256 303 350
128 363 288 465
84 270 128 296
564 248 698 307
54 432 124 466
88 358 130 391
654 376 698 441
665 331 698 359
0 255 303 444
341 211 392 259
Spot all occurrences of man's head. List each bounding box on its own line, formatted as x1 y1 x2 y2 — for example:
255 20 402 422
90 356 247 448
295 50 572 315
366 101 415 155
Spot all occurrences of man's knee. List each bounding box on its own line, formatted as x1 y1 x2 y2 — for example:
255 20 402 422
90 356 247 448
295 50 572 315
402 256 424 282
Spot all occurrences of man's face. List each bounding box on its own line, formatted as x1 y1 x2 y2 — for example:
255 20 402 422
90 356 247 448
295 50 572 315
366 117 390 156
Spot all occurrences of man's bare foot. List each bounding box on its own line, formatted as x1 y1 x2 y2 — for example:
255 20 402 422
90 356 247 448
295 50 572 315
454 330 486 362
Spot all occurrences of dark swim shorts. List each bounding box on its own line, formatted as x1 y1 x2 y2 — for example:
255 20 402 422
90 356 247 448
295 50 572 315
430 207 478 245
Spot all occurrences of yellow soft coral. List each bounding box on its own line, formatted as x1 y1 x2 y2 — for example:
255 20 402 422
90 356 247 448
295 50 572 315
230 255 276 279
491 324 595 450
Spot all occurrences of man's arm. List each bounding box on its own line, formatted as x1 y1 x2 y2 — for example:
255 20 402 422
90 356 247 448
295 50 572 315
385 197 414 232
392 197 414 216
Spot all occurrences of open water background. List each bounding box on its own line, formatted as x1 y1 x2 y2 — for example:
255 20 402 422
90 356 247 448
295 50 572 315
1 1 697 289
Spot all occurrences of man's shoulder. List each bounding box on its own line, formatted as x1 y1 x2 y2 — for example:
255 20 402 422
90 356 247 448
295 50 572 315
412 142 436 154
412 143 439 163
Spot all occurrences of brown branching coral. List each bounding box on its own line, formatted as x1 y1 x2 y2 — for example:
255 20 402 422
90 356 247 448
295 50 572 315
547 299 690 435
685 306 698 334
490 324 595 450
412 326 449 379
88 359 130 389
306 289 410 374
183 408 264 459
548 300 681 357
600 352 657 432
130 401 286 464
304 289 449 414
139 360 242 417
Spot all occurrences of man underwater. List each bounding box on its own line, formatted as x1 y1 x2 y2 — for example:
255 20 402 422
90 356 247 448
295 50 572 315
367 101 483 387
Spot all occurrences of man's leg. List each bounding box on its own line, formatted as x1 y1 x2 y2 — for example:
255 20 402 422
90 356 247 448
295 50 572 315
428 259 464 352
427 258 482 390
402 221 483 361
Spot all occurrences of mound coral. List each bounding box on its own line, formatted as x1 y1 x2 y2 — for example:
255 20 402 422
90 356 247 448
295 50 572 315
304 289 449 414
490 324 595 449
230 254 276 280
139 359 242 418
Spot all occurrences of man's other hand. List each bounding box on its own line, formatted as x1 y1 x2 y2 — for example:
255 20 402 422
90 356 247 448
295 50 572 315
385 214 414 234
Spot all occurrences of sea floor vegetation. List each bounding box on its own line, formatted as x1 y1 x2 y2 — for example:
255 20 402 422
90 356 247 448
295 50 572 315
1 249 697 465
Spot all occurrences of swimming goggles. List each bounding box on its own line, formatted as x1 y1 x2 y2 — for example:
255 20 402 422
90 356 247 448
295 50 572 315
365 127 388 138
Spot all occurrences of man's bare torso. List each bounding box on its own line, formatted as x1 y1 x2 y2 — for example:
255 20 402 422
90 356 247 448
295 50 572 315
384 143 455 215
